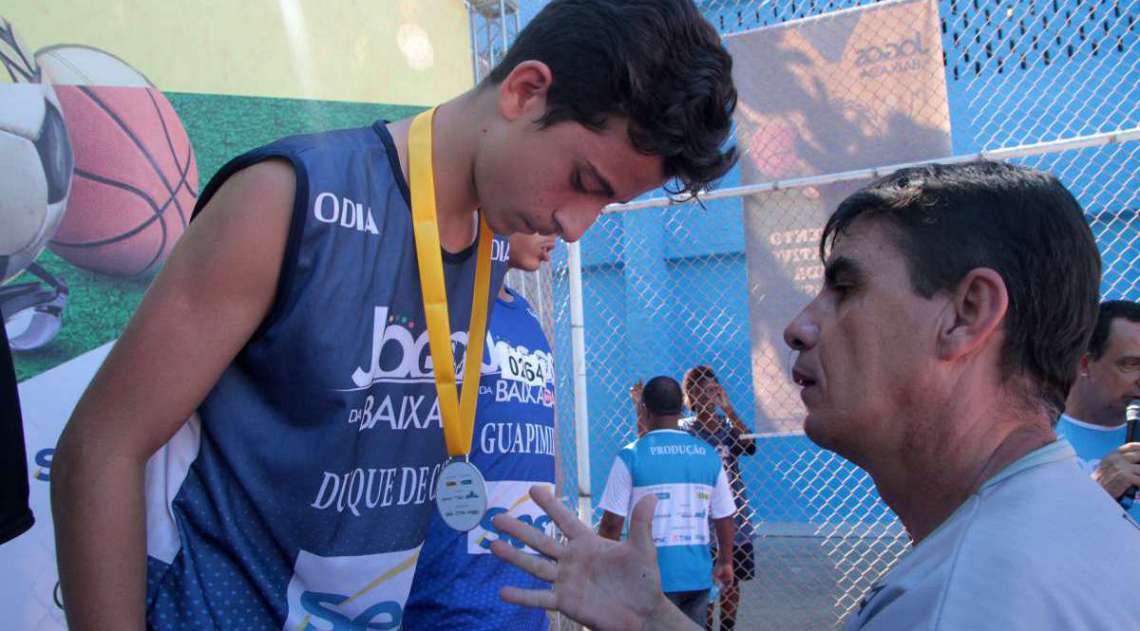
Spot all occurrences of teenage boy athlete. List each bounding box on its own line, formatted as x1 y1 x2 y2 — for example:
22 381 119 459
51 1 738 628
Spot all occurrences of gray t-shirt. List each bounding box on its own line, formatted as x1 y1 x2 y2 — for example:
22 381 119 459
845 439 1140 630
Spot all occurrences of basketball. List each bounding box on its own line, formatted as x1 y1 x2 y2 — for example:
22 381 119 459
36 45 198 278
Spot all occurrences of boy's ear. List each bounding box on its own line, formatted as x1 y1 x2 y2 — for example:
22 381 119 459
497 61 553 121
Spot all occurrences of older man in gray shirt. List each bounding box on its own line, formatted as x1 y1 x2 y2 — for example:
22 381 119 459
490 162 1140 631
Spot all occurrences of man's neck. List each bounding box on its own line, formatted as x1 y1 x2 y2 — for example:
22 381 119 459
1064 394 1124 427
868 391 1056 545
650 416 681 431
387 92 485 253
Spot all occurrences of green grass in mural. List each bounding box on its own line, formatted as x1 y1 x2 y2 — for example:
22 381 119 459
12 92 427 382
166 92 425 187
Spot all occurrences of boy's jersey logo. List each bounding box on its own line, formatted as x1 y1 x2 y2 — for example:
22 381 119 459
284 547 420 630
467 481 556 555
313 191 380 236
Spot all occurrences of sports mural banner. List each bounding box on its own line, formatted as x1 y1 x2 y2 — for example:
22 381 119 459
726 0 952 433
0 2 472 627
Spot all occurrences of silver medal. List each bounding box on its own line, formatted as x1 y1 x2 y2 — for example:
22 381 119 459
435 459 488 531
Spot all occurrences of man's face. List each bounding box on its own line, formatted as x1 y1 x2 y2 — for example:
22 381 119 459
784 219 946 462
508 233 556 272
686 379 718 416
1083 318 1140 421
474 115 666 242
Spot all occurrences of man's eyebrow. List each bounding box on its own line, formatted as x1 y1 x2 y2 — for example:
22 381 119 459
824 256 862 286
581 160 616 200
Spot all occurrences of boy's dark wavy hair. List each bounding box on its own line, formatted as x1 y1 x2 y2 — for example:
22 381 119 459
486 0 738 196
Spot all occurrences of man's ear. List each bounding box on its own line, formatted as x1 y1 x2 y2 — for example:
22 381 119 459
937 267 1009 361
496 60 553 122
1078 354 1092 378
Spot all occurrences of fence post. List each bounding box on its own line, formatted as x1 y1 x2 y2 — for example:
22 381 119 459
568 240 593 525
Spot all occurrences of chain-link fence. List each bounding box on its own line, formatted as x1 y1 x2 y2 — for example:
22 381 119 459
473 0 1139 628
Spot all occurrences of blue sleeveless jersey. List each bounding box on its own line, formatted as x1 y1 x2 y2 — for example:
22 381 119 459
403 287 556 630
143 122 510 629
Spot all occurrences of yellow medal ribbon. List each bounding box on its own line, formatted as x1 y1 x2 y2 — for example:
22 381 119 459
409 107 493 458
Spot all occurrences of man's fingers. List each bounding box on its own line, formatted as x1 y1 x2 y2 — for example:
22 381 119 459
530 485 592 540
492 512 564 559
500 585 557 610
1120 444 1140 460
1102 450 1140 469
489 540 559 582
627 494 659 555
1112 441 1140 457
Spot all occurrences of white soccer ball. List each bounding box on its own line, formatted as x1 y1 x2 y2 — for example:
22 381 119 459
0 19 73 284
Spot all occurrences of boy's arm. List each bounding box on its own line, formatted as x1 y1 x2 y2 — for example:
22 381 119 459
51 160 296 630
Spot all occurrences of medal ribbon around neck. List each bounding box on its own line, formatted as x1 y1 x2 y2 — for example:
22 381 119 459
409 107 493 458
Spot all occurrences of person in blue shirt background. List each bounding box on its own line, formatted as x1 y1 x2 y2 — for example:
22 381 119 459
404 232 558 630
1060 299 1140 520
